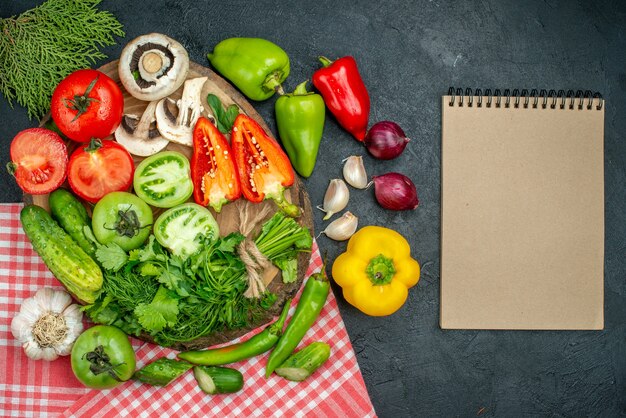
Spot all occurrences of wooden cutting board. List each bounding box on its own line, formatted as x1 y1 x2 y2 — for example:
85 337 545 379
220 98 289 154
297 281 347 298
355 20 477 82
28 60 314 351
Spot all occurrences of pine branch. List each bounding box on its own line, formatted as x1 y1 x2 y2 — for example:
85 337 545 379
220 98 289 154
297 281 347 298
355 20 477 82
0 0 125 120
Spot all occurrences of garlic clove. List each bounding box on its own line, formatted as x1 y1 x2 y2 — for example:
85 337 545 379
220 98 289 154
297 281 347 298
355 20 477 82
63 303 84 321
342 156 368 189
317 179 350 220
51 289 72 312
19 298 41 322
321 211 359 241
34 287 55 311
42 347 59 361
11 314 32 342
23 340 44 360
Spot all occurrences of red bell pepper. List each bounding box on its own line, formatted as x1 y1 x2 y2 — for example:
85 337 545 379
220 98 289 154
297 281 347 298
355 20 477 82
191 116 241 212
231 114 300 217
312 56 370 141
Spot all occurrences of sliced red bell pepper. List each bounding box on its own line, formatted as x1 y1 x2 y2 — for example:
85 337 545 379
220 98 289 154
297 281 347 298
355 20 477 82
191 116 241 212
231 114 300 217
312 56 370 141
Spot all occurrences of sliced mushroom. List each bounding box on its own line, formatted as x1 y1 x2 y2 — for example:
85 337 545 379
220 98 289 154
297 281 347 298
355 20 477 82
118 33 189 101
155 76 207 147
114 101 170 157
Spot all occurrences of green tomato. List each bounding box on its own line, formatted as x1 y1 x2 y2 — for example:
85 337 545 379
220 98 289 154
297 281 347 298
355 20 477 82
92 191 153 251
154 203 219 259
133 151 193 208
71 325 136 389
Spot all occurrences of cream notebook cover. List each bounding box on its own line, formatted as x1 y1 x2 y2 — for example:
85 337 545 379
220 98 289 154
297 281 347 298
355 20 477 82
440 89 605 330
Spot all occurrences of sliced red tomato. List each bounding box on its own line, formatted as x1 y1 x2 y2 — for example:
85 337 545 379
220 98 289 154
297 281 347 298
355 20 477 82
67 139 134 203
51 69 124 143
231 114 299 217
8 128 68 195
191 117 241 212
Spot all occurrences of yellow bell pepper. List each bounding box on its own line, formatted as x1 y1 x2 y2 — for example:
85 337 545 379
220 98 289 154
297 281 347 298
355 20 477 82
331 226 420 316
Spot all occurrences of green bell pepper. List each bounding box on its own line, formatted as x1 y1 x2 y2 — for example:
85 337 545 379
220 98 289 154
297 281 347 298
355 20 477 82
208 38 290 101
275 81 325 178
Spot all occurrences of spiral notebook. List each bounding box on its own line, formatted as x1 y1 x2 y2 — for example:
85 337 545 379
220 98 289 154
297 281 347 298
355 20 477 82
441 88 605 330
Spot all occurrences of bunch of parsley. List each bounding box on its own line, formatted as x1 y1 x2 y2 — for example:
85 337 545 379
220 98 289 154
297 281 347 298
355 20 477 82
87 233 266 346
84 212 311 347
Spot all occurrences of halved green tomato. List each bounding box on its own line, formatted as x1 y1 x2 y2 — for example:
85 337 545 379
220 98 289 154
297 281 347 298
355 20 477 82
133 151 193 208
154 203 219 259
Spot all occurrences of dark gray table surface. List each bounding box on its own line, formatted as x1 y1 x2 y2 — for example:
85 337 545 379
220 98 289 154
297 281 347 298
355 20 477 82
2 1 625 417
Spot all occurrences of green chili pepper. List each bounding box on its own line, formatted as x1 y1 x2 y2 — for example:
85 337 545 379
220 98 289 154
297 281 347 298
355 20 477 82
178 300 291 366
275 81 325 178
265 263 330 378
208 37 290 101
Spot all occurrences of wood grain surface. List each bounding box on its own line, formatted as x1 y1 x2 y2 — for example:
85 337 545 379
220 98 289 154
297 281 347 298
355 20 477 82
29 60 313 351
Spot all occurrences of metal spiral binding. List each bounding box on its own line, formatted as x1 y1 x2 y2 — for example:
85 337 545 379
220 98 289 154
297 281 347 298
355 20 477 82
447 87 603 110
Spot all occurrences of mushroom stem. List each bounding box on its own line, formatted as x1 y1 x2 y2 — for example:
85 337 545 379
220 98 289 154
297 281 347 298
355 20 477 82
136 101 158 138
142 52 163 74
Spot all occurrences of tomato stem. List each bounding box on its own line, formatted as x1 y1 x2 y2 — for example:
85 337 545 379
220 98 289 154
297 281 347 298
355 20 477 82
85 138 103 153
82 345 126 382
6 162 17 176
104 208 151 238
64 76 100 122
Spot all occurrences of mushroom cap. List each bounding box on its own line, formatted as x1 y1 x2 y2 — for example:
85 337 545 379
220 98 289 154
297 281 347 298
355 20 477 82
115 101 170 157
118 33 189 102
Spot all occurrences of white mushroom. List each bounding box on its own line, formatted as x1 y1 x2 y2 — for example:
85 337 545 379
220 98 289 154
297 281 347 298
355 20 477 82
118 33 189 101
114 101 170 156
155 76 207 147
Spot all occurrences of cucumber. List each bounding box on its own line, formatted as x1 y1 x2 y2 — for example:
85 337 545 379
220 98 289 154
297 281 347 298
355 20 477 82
275 342 331 382
20 205 103 304
49 188 97 257
133 358 193 387
193 366 244 394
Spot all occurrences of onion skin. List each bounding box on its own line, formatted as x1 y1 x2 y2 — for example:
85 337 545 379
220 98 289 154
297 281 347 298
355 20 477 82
372 172 419 210
364 121 410 160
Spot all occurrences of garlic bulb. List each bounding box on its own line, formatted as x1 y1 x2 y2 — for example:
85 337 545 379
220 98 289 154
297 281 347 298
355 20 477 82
342 156 368 189
320 211 358 241
317 179 349 220
11 288 84 361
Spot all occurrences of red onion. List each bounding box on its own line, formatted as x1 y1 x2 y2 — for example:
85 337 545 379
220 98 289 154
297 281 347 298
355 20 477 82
364 121 410 160
372 172 419 210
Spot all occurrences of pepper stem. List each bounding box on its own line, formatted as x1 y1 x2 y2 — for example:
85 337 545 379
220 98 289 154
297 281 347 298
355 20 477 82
269 300 291 335
311 252 329 283
318 56 334 68
263 71 285 95
366 254 396 285
270 189 302 218
293 80 310 96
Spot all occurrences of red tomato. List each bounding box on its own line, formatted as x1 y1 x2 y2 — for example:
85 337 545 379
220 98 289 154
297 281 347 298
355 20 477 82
51 69 124 143
8 128 68 194
68 139 135 203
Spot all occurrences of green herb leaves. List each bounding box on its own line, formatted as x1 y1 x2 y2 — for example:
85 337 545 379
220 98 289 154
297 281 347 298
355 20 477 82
85 212 312 346
207 94 239 133
135 286 179 333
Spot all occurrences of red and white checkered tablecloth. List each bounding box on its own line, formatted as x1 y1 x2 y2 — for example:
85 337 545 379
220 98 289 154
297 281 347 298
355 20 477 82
0 203 376 418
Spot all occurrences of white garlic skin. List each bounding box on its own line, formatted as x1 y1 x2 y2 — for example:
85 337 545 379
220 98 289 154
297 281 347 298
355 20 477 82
321 211 359 241
317 179 350 220
342 156 368 189
11 287 84 361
